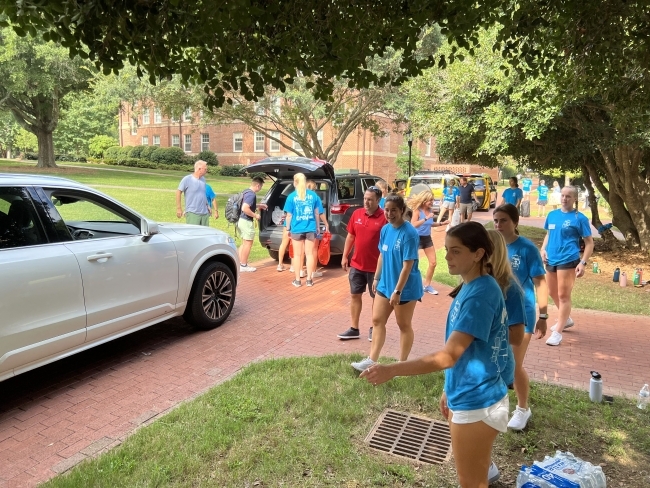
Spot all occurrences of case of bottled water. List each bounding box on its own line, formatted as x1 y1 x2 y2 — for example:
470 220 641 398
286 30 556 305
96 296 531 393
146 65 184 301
516 451 607 487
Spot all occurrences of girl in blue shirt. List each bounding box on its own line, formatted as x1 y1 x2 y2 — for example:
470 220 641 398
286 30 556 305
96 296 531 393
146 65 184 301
409 191 447 295
361 222 509 488
351 194 423 373
500 177 524 209
536 179 549 217
493 204 548 431
541 186 594 346
437 179 459 224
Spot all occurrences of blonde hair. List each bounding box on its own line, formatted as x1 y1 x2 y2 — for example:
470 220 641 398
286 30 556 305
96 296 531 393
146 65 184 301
376 180 388 194
486 229 514 296
306 179 317 190
294 173 307 200
562 185 580 211
409 190 433 211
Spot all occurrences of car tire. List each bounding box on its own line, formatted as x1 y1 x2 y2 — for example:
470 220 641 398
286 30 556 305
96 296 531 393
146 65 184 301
268 249 279 261
185 261 236 330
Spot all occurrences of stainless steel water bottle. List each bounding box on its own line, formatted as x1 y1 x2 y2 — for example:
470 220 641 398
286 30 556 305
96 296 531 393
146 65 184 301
590 371 603 403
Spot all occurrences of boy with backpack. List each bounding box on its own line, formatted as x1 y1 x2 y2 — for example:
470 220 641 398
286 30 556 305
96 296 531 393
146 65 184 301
231 177 267 272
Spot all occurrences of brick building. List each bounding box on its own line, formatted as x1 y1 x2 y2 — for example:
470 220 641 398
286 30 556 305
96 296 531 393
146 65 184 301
119 105 497 182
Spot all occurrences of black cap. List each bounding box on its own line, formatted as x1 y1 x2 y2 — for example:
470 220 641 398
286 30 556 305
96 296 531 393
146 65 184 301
591 371 601 380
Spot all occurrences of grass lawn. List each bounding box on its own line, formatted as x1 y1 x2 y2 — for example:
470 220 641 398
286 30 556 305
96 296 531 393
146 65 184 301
43 355 650 487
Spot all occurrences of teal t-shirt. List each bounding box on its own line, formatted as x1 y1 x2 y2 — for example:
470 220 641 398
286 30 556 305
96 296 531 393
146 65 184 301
544 209 592 266
284 190 322 233
376 221 423 302
502 188 523 205
444 275 509 411
537 185 549 200
502 280 526 386
522 178 532 191
443 187 460 203
507 236 546 333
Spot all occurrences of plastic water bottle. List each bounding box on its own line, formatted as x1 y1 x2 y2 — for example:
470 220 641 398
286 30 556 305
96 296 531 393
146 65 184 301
589 371 603 403
620 272 627 287
638 384 649 410
516 451 607 488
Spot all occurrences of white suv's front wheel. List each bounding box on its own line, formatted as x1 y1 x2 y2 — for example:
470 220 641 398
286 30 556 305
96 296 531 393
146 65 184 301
185 261 236 330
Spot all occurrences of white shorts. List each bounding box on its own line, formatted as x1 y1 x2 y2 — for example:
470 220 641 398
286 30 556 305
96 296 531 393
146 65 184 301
441 201 455 209
449 394 509 433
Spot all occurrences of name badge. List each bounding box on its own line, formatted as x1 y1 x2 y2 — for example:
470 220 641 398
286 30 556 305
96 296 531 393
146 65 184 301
382 244 388 251
548 224 556 229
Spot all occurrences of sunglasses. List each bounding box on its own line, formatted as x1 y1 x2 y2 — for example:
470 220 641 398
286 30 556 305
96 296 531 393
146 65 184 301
367 186 382 196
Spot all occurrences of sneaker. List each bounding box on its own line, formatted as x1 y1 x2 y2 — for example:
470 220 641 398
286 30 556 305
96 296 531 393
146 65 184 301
368 327 373 342
423 285 439 295
289 266 294 273
551 317 574 332
276 264 284 272
488 462 500 484
292 280 301 288
306 279 314 287
546 331 563 346
312 271 323 278
299 269 306 278
507 406 532 430
239 264 256 272
337 327 360 340
351 356 376 372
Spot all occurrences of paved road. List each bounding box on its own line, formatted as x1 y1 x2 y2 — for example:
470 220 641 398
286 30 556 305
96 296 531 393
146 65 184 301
0 234 647 486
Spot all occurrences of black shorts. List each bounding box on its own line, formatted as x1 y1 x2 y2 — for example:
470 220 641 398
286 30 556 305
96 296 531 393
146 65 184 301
419 235 434 249
349 266 376 297
545 258 581 272
376 289 421 305
291 232 316 241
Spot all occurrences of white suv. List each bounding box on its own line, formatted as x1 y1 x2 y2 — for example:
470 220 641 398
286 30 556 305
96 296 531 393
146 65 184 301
0 174 239 382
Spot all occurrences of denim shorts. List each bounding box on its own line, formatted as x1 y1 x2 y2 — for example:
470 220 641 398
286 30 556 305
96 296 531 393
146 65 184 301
291 232 316 241
376 289 421 305
419 235 434 250
545 258 581 272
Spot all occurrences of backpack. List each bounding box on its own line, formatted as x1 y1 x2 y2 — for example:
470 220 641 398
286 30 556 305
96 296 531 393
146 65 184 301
225 189 251 224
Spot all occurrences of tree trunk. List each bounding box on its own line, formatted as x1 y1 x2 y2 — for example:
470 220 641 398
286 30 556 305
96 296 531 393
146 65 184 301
581 165 618 247
36 129 57 168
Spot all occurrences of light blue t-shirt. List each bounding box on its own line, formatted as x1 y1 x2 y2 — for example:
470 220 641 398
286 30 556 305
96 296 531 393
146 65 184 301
544 209 592 266
507 236 546 333
415 209 434 237
376 221 423 302
206 184 216 208
178 175 209 215
284 190 322 234
522 178 532 192
537 185 549 200
379 197 386 209
444 275 508 411
443 186 460 203
502 279 526 386
502 188 524 206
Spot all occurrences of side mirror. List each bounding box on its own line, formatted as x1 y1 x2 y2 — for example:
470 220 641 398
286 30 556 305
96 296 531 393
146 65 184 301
141 219 159 240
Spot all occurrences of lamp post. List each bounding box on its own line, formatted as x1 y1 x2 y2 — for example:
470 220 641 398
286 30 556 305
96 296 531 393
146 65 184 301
407 129 413 177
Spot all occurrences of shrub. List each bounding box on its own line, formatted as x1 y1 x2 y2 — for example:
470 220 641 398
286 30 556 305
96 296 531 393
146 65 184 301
150 146 185 165
129 145 146 159
197 150 218 166
118 146 133 162
25 152 38 160
104 146 121 160
220 164 246 177
141 145 157 161
88 136 119 159
181 154 197 166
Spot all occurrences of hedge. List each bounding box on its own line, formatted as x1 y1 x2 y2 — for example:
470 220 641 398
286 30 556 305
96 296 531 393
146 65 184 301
140 146 156 160
150 146 185 165
128 145 146 159
197 150 218 166
219 164 246 177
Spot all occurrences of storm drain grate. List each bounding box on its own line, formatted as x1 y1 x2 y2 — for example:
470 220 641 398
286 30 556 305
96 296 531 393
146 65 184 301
364 409 452 465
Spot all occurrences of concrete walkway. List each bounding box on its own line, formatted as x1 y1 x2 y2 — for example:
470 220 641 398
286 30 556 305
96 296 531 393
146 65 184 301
0 242 648 486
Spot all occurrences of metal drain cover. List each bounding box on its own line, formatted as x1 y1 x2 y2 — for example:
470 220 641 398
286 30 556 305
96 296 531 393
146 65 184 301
365 409 452 464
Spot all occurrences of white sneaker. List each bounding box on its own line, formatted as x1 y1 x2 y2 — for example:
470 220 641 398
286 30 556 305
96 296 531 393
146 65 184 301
507 406 532 430
546 331 563 346
551 317 574 332
289 266 294 273
351 357 376 372
488 461 500 484
299 269 306 278
239 264 256 272
312 271 323 278
276 264 284 272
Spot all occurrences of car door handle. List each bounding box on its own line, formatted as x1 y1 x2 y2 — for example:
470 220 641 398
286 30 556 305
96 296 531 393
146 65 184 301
87 253 113 262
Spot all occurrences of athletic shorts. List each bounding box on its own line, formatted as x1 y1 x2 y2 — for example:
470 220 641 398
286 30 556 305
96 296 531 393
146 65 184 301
349 266 375 297
419 235 434 249
441 201 455 209
237 217 256 240
376 289 421 305
186 212 210 226
291 232 316 241
545 258 581 273
537 199 547 205
459 202 473 217
449 394 509 433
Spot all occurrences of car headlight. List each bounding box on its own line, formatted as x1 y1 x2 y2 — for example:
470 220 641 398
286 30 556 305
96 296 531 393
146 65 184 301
228 237 237 251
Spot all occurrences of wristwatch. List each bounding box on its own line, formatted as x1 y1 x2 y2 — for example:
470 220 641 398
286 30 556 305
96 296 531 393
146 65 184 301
539 313 549 320
393 290 402 295
580 260 587 265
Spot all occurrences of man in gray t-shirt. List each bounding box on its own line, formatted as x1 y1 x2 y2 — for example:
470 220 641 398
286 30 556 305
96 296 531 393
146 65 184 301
176 160 210 226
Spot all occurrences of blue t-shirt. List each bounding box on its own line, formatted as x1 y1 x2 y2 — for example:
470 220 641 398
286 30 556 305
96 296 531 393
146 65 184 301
502 280 526 386
522 178 532 192
544 210 592 266
376 222 423 302
379 197 386 209
415 209 434 237
502 188 524 206
178 174 209 215
537 185 549 200
283 190 322 233
206 184 216 208
443 186 460 203
507 236 546 333
239 189 256 221
444 275 508 411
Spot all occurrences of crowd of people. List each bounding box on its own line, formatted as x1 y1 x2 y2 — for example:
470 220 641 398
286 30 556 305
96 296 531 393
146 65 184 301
176 163 595 487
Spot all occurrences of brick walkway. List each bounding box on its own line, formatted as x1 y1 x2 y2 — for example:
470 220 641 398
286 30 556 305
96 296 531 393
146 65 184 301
1 226 648 487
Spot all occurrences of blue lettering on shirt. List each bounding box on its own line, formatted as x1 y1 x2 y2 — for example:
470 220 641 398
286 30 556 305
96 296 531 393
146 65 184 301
538 185 549 199
283 190 322 233
443 187 460 203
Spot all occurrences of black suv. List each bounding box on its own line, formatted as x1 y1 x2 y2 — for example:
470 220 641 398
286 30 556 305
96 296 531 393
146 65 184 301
243 157 384 260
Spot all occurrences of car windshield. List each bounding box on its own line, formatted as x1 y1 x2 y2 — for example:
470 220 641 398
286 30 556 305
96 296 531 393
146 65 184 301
471 178 486 188
410 177 443 189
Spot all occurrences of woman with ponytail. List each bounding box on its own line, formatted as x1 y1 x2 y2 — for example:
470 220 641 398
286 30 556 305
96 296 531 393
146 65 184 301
361 222 510 488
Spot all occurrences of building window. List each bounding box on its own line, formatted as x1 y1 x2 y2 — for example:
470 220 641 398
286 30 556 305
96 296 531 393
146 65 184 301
172 135 180 147
317 129 324 148
141 135 149 145
269 131 281 152
184 134 192 152
254 132 265 152
153 135 161 146
425 137 431 157
201 133 210 152
233 132 243 152
154 108 162 124
142 110 150 125
130 118 137 135
292 130 303 151
183 108 192 122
